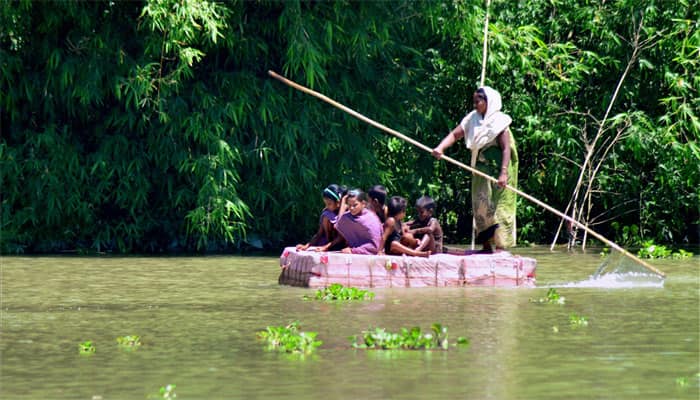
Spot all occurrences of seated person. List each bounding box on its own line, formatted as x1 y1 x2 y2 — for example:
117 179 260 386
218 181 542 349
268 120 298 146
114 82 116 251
367 184 388 223
381 196 430 257
405 195 444 253
296 184 347 251
323 189 382 255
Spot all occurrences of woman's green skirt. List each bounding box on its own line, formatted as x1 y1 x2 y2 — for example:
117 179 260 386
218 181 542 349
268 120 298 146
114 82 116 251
472 131 518 248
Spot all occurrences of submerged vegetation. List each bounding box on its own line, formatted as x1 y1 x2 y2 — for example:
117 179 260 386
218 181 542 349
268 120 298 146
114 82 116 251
1 1 697 254
257 321 322 354
306 284 375 301
351 323 469 350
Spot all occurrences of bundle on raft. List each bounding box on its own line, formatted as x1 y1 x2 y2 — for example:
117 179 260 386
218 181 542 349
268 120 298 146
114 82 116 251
278 247 536 288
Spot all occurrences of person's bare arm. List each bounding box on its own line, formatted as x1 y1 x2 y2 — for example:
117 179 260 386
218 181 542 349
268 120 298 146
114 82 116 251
378 217 396 255
432 125 465 159
315 232 345 252
320 216 333 241
497 128 511 188
336 195 349 217
410 219 439 236
297 219 325 250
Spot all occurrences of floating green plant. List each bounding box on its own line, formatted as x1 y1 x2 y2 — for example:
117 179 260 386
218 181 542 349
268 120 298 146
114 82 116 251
257 321 322 354
79 340 95 355
569 314 589 327
529 288 566 304
637 240 693 259
116 335 142 350
671 249 693 259
351 323 468 350
150 384 176 399
305 283 375 301
675 377 688 387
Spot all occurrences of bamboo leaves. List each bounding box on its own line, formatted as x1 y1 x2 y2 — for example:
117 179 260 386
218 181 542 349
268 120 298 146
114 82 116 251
1 0 696 254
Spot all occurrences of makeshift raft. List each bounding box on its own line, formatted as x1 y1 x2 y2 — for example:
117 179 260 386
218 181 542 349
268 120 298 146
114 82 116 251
278 247 536 288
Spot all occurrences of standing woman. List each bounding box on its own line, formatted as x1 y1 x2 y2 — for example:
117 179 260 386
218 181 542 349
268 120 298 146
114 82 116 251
432 86 518 251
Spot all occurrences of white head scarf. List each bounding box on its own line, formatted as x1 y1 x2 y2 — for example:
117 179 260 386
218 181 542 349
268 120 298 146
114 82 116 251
459 86 512 166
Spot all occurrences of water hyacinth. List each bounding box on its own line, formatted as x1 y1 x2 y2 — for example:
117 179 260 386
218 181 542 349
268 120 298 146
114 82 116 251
637 240 694 260
308 284 375 301
257 321 322 354
154 384 176 399
116 335 142 350
529 288 566 304
351 323 468 350
79 340 96 355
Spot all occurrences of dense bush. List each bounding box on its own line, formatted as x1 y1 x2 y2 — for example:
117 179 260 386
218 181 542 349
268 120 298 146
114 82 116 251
1 0 697 253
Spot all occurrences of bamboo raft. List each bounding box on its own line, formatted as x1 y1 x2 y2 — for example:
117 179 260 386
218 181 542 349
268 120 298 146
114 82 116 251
278 247 536 288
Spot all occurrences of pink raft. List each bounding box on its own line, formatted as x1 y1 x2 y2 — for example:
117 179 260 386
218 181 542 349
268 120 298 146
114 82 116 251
278 247 536 288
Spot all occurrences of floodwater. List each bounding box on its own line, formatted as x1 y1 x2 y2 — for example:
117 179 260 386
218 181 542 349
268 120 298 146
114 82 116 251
1 248 698 399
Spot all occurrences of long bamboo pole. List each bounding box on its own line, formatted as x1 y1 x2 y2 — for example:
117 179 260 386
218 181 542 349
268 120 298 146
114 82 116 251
268 70 665 278
475 0 491 251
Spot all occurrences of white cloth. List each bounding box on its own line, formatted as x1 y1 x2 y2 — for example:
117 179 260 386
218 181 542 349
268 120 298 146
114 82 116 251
459 86 512 167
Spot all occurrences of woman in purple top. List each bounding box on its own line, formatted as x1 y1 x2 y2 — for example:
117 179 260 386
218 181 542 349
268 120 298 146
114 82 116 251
331 189 383 255
296 184 346 251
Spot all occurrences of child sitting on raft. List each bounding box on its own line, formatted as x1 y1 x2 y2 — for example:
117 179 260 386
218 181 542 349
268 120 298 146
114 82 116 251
296 184 346 251
381 196 430 257
320 189 383 255
367 184 388 223
406 195 444 254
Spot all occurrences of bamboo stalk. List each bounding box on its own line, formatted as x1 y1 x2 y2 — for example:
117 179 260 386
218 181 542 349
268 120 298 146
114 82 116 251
475 0 491 250
479 0 491 88
551 15 650 250
268 70 665 278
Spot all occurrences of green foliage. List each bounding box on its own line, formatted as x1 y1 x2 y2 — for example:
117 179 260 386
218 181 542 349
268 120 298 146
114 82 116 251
672 249 694 260
637 240 673 259
637 240 694 259
116 335 142 350
306 283 375 301
529 288 566 304
78 340 95 355
611 223 641 247
1 0 697 253
351 323 465 350
257 321 322 354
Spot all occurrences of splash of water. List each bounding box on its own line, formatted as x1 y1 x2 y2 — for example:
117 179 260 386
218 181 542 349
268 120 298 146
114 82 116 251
557 251 665 289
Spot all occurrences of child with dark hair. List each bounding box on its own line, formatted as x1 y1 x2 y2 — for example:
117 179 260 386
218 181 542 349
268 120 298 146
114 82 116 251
325 189 383 255
381 196 430 257
367 184 388 223
296 184 347 251
406 195 444 253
